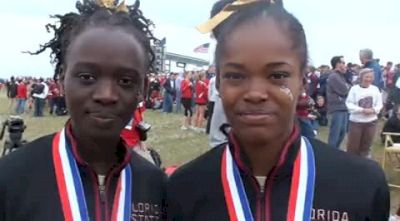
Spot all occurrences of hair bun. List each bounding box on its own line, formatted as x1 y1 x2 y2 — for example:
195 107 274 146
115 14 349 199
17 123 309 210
211 0 283 18
210 0 235 18
209 0 284 39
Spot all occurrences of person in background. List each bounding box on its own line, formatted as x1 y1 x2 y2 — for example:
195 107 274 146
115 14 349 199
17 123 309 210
55 79 68 116
394 64 400 85
296 90 316 139
15 79 27 115
121 101 158 166
193 72 208 132
383 61 394 89
180 72 194 130
6 76 17 112
380 62 394 118
32 78 49 117
346 68 383 158
360 48 383 89
148 73 162 109
317 64 330 99
206 68 217 134
175 72 183 114
208 92 228 148
306 66 319 101
327 55 351 149
315 95 328 127
48 79 60 115
148 73 160 98
381 105 400 144
387 76 400 115
162 73 176 113
26 78 37 114
349 63 361 83
344 63 355 85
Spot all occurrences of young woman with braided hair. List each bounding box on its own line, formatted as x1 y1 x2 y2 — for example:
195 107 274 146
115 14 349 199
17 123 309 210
0 1 166 220
167 0 389 220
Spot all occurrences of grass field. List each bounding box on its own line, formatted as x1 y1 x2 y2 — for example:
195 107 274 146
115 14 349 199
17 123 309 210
0 89 399 213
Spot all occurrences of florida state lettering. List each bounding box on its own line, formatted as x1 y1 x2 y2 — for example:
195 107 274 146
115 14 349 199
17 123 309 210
131 202 161 221
311 208 349 221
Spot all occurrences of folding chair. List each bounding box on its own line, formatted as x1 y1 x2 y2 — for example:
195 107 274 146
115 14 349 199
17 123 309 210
382 132 400 189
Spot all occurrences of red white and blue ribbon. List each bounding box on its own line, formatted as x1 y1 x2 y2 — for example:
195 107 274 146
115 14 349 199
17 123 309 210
52 128 132 221
111 165 132 221
221 136 315 221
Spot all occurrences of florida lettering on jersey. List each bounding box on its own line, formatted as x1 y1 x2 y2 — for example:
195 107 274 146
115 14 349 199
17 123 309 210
311 208 349 221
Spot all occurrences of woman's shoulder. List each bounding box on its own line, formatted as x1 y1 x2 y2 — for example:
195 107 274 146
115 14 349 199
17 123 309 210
0 134 54 165
370 85 381 93
310 139 386 185
0 134 55 184
168 145 225 185
349 84 361 91
130 151 167 182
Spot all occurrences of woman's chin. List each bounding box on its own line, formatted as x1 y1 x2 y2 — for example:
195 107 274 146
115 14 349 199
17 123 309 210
236 128 277 142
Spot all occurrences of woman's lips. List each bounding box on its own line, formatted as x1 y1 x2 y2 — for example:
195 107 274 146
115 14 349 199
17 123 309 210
88 112 117 127
237 112 276 124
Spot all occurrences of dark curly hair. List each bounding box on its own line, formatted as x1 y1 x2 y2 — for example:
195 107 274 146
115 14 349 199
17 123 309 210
27 0 157 80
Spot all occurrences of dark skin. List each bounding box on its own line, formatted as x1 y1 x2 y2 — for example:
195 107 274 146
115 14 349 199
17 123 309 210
60 27 146 175
218 17 304 176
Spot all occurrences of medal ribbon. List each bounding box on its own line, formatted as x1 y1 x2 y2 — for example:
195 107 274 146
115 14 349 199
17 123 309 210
221 136 315 221
53 128 132 221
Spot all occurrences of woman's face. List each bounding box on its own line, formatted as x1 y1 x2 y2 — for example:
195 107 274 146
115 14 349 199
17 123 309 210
218 18 303 143
396 108 400 120
317 96 324 107
61 27 146 139
361 71 374 87
186 72 191 80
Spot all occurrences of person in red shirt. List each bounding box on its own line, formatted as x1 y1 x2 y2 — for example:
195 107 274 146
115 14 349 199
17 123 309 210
120 102 158 165
48 79 61 115
121 102 146 148
15 79 28 114
296 92 316 139
193 72 208 132
383 61 394 88
180 71 193 130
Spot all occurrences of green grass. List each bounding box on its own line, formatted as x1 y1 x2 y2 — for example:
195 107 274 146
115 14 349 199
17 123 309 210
0 89 399 213
0 90 208 167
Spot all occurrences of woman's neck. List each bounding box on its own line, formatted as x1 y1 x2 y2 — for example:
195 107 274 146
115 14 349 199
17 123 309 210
360 83 370 88
71 126 121 175
237 128 292 176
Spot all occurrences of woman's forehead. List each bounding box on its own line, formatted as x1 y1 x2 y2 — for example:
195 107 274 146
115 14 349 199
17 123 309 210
220 18 299 65
66 27 145 69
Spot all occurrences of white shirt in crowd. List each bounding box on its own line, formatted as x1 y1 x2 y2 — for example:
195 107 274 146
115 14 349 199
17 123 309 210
209 95 228 148
208 76 218 103
33 82 49 99
345 84 383 123
175 76 182 92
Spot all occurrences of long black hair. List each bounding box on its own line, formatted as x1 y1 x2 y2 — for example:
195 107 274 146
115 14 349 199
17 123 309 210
27 0 157 80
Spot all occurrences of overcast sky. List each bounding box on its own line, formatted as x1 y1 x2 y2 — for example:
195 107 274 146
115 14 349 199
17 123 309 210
0 0 399 78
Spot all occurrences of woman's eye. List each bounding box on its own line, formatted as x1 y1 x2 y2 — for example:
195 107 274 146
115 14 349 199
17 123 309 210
119 77 134 86
78 72 96 83
223 72 246 80
270 71 289 80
